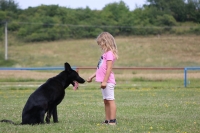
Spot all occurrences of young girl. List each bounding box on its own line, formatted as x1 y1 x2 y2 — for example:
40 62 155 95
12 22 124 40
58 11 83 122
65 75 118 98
87 32 118 125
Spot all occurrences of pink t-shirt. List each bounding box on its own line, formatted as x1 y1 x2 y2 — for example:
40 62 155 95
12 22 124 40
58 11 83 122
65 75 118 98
95 51 116 84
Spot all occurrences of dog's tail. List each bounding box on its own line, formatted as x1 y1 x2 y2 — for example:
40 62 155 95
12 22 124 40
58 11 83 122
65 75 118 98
1 119 18 125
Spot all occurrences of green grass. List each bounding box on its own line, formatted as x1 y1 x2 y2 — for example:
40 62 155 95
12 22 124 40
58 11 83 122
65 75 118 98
0 87 200 133
0 77 199 89
0 53 16 66
0 35 200 132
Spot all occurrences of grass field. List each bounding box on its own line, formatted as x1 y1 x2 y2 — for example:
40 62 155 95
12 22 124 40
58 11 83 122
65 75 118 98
0 86 200 133
0 35 200 132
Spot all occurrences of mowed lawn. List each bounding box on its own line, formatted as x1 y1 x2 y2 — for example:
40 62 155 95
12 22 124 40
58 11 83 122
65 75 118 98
0 87 200 133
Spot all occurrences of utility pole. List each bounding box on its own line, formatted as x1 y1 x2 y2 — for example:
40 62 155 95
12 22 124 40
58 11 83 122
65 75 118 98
5 21 8 60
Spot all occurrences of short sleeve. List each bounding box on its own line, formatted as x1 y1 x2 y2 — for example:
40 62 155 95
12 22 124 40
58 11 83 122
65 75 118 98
106 51 114 61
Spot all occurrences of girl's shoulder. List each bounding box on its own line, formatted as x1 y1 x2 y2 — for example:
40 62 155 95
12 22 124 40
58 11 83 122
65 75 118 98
105 50 113 54
103 51 113 56
103 51 115 60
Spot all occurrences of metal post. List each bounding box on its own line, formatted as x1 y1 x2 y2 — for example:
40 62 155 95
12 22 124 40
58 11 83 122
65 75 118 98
5 21 8 60
184 68 187 87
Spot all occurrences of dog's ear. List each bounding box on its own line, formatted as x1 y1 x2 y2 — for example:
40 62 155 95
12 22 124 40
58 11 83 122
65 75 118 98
64 62 72 72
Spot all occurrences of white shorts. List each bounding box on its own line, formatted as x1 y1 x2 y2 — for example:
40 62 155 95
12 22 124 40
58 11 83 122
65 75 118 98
101 83 115 100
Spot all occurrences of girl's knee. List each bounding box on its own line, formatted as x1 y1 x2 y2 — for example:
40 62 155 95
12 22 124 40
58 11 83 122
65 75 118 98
104 99 115 104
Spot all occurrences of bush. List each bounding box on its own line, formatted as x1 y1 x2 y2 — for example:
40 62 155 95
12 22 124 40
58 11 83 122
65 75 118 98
156 14 177 26
189 26 200 35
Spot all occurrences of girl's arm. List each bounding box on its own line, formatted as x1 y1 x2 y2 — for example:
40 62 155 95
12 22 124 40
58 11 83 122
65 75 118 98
87 72 96 82
101 60 113 89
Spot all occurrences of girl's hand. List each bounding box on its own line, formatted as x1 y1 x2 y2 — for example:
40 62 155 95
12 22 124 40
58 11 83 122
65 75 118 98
87 77 92 83
101 82 107 89
87 73 96 83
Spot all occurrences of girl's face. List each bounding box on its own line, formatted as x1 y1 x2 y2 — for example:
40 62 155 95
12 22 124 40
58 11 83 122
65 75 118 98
97 40 104 49
97 37 108 52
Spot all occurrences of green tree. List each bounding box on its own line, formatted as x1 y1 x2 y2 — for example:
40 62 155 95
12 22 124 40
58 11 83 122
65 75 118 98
0 0 198 42
146 0 187 22
0 0 19 12
0 10 6 20
102 1 129 23
100 1 130 35
186 0 200 22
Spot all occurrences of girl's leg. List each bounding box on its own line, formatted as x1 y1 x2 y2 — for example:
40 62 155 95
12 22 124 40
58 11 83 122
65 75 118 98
104 99 110 121
102 83 116 124
104 99 116 120
109 100 116 120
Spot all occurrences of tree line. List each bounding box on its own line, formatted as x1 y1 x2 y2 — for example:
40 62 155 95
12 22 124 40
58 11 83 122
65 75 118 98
0 0 200 42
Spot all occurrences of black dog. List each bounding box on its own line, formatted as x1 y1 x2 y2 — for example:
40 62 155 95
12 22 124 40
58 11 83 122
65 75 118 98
1 62 85 125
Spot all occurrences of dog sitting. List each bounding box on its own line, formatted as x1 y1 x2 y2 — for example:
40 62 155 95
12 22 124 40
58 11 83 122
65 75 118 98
1 62 85 125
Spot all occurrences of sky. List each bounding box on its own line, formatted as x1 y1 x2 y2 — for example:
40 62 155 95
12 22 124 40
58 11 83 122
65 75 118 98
16 0 147 11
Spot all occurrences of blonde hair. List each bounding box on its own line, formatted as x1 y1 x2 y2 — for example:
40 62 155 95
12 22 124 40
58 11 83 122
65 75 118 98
96 32 118 59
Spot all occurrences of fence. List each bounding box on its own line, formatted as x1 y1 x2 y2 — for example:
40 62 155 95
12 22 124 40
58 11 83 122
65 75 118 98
0 66 189 87
0 66 200 87
184 67 200 87
1 66 200 88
